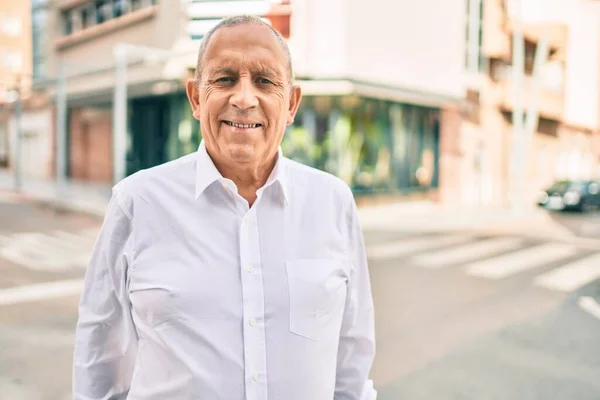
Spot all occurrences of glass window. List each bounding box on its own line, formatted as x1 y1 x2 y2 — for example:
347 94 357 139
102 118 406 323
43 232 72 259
283 96 440 195
113 0 126 18
131 0 143 11
95 0 110 24
32 6 47 80
62 10 73 35
465 0 484 73
80 7 89 29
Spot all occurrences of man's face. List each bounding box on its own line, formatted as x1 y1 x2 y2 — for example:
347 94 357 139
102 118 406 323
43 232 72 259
186 24 302 168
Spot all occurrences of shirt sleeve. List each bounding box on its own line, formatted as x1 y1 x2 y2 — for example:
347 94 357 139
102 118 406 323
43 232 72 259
335 196 377 400
72 189 138 400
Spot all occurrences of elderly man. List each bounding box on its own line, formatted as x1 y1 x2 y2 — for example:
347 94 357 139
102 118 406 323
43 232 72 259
73 15 376 400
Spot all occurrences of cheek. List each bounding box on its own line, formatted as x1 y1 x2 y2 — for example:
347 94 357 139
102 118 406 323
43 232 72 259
200 90 225 124
265 94 289 126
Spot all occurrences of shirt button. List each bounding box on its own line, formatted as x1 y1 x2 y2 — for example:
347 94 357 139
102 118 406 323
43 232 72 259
246 265 253 273
249 318 256 326
251 374 259 382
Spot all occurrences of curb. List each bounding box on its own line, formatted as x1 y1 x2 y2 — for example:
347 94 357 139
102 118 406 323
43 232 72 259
37 198 107 219
0 189 107 219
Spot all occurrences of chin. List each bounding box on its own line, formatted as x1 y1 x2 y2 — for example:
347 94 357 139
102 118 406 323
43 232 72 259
226 144 257 162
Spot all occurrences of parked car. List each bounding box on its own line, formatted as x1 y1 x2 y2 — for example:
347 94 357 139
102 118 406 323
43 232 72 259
537 180 600 212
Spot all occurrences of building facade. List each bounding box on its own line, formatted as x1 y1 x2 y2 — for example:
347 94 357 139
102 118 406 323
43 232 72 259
35 0 468 204
460 0 600 208
0 0 33 169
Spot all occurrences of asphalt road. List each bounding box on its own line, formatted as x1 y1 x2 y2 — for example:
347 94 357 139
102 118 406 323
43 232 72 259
366 230 600 399
546 209 600 239
1 193 599 399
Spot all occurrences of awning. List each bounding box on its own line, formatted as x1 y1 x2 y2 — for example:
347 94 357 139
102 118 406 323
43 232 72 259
296 78 467 109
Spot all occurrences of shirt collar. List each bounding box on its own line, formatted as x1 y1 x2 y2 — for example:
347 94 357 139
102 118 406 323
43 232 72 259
195 140 289 205
195 141 224 199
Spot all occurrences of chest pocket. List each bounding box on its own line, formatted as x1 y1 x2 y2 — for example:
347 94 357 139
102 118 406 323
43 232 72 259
285 258 348 342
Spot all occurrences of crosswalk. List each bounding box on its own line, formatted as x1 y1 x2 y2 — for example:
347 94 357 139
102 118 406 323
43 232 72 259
2 228 599 295
533 253 600 292
0 228 99 271
367 233 600 294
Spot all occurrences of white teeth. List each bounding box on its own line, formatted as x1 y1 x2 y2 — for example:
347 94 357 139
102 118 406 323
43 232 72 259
226 121 259 128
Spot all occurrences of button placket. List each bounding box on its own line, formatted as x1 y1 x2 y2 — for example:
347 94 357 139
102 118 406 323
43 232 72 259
239 210 268 399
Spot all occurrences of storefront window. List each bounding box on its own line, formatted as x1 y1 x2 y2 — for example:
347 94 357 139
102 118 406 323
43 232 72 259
282 95 440 195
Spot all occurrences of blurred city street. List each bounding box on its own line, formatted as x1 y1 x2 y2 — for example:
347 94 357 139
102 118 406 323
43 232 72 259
2 191 600 399
3 0 600 398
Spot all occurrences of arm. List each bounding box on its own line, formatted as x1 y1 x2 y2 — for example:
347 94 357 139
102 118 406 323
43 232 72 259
72 190 138 400
335 198 377 400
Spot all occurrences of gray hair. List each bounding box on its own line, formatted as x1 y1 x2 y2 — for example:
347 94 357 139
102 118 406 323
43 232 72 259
194 15 294 85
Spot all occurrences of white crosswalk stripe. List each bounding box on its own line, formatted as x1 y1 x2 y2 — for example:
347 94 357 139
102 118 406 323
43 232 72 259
533 253 600 292
367 233 600 293
0 279 84 306
0 229 97 271
411 237 524 269
367 234 475 261
465 243 579 279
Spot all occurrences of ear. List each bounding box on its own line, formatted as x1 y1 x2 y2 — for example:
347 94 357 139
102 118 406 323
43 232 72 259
286 85 302 125
186 79 201 120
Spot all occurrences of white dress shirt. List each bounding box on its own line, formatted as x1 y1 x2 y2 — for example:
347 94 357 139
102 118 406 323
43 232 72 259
73 141 377 400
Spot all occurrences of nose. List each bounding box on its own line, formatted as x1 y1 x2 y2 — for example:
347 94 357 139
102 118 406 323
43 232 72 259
229 76 259 110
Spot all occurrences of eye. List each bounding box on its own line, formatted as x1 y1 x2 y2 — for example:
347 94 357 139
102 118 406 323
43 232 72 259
257 77 273 85
216 77 234 83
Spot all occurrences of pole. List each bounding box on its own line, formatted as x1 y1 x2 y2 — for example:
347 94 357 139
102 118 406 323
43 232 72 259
511 0 525 213
113 44 128 184
14 90 22 192
516 34 549 209
56 60 67 192
523 35 549 149
522 34 549 178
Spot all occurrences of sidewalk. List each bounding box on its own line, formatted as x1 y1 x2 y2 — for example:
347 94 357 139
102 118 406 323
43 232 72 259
357 200 553 232
0 170 111 218
0 169 583 243
357 199 600 248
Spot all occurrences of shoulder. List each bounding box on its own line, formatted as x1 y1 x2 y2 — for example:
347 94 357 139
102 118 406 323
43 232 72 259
111 152 196 214
285 157 353 196
283 157 355 211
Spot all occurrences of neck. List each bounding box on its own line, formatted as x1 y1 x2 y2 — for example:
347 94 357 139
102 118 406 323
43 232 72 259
211 152 278 207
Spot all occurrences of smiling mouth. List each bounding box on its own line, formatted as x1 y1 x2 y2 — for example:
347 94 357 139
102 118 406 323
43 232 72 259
223 121 262 129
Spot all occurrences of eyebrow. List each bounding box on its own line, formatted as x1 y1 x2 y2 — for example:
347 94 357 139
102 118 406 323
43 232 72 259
209 68 237 76
208 65 282 80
